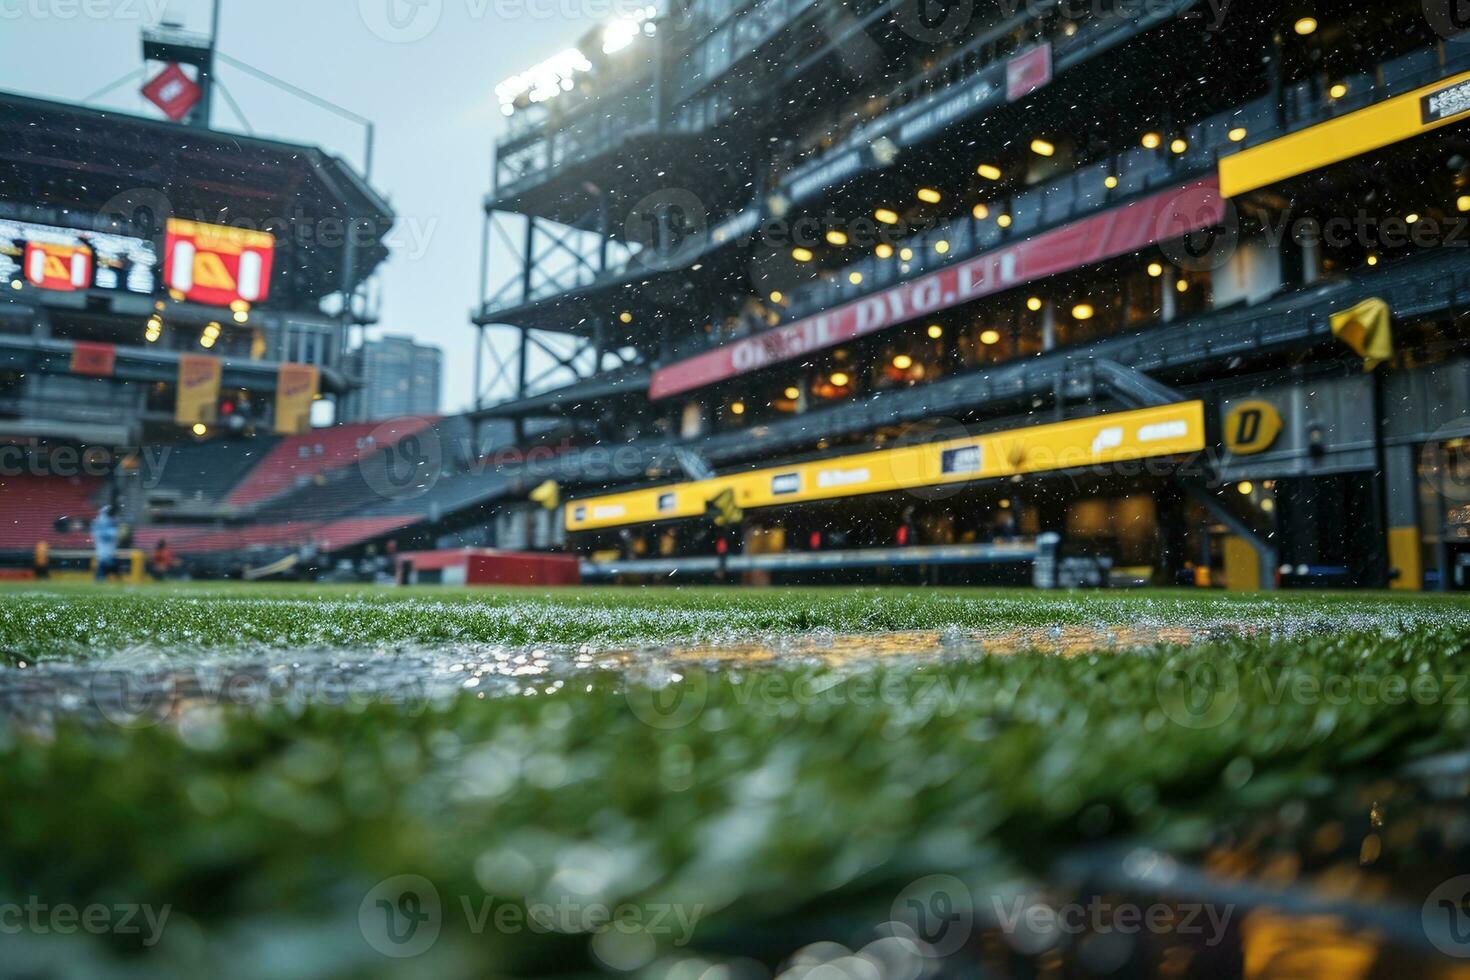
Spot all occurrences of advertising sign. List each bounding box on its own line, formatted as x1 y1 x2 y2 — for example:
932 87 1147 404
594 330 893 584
164 218 275 307
651 179 1226 399
567 402 1207 532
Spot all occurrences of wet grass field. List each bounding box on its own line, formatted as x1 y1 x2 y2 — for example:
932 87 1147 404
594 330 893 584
3 584 1470 976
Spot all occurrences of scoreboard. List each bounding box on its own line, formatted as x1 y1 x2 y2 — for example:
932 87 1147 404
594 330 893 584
0 214 277 309
0 218 157 296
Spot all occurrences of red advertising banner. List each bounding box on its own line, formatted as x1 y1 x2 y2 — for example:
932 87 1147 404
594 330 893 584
650 178 1226 400
164 218 275 307
24 241 92 291
142 63 203 122
1006 44 1053 102
70 342 116 378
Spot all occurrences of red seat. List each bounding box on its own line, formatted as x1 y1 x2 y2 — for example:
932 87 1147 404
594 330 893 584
0 473 103 552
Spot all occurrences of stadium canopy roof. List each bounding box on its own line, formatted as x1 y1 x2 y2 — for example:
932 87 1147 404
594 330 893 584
0 90 394 304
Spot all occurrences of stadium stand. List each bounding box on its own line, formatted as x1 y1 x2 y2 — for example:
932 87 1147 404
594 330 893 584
145 435 283 510
224 418 439 509
0 473 103 552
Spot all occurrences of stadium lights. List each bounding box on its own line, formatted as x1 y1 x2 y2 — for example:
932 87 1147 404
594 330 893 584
934 240 950 254
917 188 942 204
1030 139 1056 157
1238 481 1255 495
792 247 814 262
1329 82 1348 99
784 387 801 400
928 324 944 339
1104 176 1118 189
892 354 913 370
829 372 850 387
899 248 914 261
972 203 990 220
1229 127 1248 142
1171 138 1189 154
1367 254 1379 266
1148 262 1165 277
1141 132 1162 149
619 311 634 323
1459 196 1470 212
826 230 849 246
1176 279 1190 293
603 9 655 54
876 244 894 259
1072 303 1095 320
1027 297 1044 312
977 164 1002 181
1407 213 1421 224
874 208 899 224
192 423 207 436
980 329 1001 345
496 48 593 116
849 272 864 284
997 214 1013 228
1293 16 1318 35
770 291 783 303
730 401 745 415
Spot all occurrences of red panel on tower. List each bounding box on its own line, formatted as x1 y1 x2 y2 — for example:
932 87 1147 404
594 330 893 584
142 63 203 122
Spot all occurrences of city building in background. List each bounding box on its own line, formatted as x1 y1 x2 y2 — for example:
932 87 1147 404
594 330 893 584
342 335 444 422
468 0 1470 591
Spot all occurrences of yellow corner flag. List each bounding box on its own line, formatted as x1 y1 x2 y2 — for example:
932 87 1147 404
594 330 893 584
706 488 743 527
1330 298 1393 372
530 480 561 511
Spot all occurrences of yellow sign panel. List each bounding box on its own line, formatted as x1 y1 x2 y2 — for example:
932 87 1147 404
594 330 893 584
1224 400 1283 456
567 401 1207 532
274 363 319 435
175 354 221 426
1220 72 1470 197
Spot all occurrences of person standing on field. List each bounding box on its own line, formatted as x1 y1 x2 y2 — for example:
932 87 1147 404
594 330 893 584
92 505 119 582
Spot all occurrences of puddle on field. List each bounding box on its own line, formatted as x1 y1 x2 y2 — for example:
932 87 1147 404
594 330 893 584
3 626 1467 975
660 624 1261 665
0 624 1261 728
968 751 1470 978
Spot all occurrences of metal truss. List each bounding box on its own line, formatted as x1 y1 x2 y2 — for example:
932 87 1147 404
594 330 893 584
479 205 639 319
473 319 642 415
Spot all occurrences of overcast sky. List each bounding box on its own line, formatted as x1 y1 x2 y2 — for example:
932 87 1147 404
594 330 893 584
0 0 602 414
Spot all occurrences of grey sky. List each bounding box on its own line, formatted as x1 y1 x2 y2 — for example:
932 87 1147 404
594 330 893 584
0 0 602 414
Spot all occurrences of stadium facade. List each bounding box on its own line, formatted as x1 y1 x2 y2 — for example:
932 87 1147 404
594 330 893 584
472 0 1470 590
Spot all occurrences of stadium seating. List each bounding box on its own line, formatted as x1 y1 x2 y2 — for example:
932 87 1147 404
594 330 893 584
146 434 282 508
224 418 439 509
0 473 103 552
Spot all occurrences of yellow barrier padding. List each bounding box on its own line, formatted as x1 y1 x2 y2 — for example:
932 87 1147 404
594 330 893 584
1220 72 1470 197
1222 536 1262 592
567 402 1206 532
1389 526 1423 591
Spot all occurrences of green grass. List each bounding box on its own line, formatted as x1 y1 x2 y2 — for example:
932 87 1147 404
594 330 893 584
3 582 1468 661
2 585 1469 976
